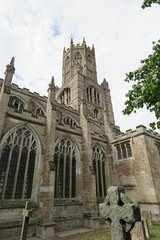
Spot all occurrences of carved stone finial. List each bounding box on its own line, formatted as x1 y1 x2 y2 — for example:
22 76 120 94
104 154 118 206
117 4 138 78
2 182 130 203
51 76 55 86
70 38 73 45
92 44 95 51
5 57 15 75
10 57 15 66
83 37 86 45
48 76 55 90
101 78 109 89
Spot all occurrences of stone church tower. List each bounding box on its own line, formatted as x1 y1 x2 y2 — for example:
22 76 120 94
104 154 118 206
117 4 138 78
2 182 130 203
0 39 160 239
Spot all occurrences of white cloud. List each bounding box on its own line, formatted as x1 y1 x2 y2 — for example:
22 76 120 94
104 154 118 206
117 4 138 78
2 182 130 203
0 0 160 132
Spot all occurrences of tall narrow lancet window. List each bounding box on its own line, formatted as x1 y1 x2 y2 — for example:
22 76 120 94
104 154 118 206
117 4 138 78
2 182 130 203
116 146 122 160
126 143 132 158
74 52 82 66
92 145 106 198
54 137 76 199
86 87 100 106
60 88 71 105
0 127 37 200
122 144 127 159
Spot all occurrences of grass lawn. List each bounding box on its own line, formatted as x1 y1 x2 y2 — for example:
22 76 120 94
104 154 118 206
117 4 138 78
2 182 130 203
76 224 160 240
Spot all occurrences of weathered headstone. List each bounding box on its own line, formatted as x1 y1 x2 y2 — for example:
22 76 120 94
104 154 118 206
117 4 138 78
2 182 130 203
143 219 149 239
99 186 141 240
20 201 32 240
131 220 147 240
141 210 152 226
140 210 151 239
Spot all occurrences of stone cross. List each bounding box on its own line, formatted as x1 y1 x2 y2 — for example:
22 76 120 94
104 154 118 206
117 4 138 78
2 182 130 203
20 201 32 240
99 186 141 240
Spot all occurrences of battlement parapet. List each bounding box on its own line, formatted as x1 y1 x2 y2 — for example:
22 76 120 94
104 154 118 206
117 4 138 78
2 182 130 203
9 82 47 102
112 124 160 143
63 40 95 56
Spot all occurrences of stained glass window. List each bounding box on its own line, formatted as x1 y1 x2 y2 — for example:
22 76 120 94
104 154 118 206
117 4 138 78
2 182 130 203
54 137 76 198
92 145 106 198
0 127 37 199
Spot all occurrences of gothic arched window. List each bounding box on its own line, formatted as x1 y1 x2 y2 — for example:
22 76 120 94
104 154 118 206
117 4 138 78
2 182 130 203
74 52 82 67
0 127 37 200
8 97 24 113
54 137 76 198
86 87 100 106
35 107 44 117
60 88 71 105
92 145 106 198
63 116 76 128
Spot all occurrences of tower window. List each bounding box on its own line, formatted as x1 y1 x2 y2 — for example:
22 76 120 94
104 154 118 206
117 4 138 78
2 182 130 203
0 127 37 200
74 52 82 67
86 86 100 106
54 137 76 198
60 88 71 105
92 145 106 198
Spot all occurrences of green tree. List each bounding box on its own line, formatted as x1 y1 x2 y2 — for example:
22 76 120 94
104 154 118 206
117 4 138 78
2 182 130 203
142 0 160 8
123 1 160 130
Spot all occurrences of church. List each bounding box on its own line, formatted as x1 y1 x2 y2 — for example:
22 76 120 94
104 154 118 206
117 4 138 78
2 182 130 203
0 39 160 239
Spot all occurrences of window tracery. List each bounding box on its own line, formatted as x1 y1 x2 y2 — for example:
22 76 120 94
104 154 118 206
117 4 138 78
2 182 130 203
8 97 24 113
54 137 76 199
116 143 132 160
87 87 100 106
92 145 106 198
74 52 82 67
63 116 76 128
0 127 37 199
35 107 44 117
60 88 71 105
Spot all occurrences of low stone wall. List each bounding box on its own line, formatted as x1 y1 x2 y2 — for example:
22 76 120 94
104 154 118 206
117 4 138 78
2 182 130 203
0 221 36 239
53 199 84 232
0 201 38 239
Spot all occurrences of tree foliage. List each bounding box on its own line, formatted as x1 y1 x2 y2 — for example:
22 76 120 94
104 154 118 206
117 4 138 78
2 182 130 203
142 0 160 8
123 40 160 130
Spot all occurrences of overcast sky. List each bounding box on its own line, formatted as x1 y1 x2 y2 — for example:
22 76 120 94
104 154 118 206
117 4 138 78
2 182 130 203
0 0 160 132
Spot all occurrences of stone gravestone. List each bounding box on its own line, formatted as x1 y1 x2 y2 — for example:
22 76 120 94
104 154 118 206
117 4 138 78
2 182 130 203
141 210 152 226
20 201 32 240
131 221 147 240
140 210 151 239
99 186 141 240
